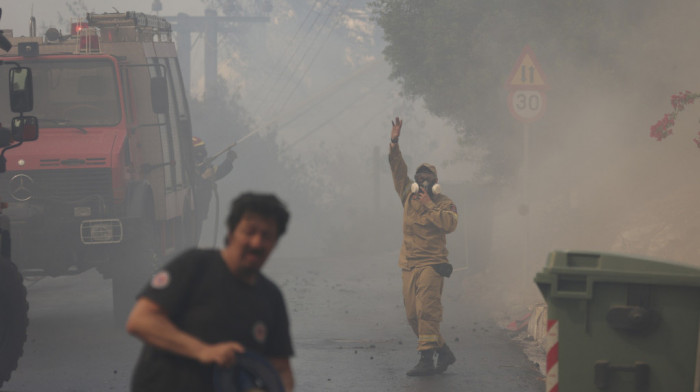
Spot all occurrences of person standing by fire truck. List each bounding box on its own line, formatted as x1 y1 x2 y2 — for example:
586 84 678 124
192 136 236 242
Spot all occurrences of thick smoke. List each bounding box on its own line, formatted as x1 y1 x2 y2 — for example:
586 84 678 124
191 0 700 315
476 0 700 310
7 0 700 335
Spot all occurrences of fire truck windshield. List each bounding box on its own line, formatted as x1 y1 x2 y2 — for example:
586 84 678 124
0 58 121 128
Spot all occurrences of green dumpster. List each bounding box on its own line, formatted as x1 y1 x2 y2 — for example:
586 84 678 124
534 250 700 392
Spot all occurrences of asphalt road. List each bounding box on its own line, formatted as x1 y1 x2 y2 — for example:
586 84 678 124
2 250 544 391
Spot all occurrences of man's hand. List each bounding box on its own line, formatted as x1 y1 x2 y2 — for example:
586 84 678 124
391 117 402 141
415 188 432 206
198 341 246 368
226 149 237 162
127 298 245 366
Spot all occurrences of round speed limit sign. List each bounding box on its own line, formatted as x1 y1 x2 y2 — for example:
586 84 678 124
508 89 546 123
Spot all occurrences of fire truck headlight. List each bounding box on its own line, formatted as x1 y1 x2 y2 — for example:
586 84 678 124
74 207 91 217
80 219 123 244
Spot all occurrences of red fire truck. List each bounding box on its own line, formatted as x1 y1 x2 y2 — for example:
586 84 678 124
0 11 200 322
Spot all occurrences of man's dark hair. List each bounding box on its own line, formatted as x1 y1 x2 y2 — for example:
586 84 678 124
226 192 290 238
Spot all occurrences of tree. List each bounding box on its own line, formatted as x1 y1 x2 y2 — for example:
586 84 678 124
370 0 659 181
650 91 700 147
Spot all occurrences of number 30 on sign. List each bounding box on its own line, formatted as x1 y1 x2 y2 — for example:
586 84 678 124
508 89 546 123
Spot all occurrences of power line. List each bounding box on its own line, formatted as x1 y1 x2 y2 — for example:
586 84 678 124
264 0 339 116
274 0 354 115
252 0 334 116
272 60 380 130
282 79 387 152
232 59 380 151
247 0 317 107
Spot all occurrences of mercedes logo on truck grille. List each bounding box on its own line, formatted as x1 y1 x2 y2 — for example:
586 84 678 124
9 174 34 201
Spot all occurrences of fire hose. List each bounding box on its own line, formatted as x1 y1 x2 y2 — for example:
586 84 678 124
204 123 273 247
212 182 220 248
204 127 261 247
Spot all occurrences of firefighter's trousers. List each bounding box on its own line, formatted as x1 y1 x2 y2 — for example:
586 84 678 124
402 265 445 351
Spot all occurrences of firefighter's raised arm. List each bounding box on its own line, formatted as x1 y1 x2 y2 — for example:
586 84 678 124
390 117 402 146
388 117 412 203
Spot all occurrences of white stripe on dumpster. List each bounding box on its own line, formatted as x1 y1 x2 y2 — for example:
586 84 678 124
546 320 559 392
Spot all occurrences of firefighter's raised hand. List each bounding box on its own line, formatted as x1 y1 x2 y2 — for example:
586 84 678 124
391 117 402 143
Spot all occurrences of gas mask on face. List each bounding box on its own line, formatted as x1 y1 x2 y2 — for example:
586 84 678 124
411 181 441 196
412 164 440 197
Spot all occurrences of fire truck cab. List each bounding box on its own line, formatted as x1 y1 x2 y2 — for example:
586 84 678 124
0 12 199 321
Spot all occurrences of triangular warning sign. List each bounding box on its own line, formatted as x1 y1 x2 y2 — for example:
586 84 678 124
506 45 547 89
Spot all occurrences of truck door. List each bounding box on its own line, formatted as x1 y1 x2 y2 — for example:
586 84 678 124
121 63 171 222
152 56 194 196
147 56 195 227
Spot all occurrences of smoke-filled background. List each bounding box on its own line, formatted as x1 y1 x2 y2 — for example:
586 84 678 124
4 0 700 312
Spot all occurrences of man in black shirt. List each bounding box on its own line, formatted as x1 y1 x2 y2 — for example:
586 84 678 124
127 193 294 392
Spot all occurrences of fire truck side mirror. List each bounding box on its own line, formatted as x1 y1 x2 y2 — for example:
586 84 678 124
11 116 38 142
9 67 33 113
150 76 168 114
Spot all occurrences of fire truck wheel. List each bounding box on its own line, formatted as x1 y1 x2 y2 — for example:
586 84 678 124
0 258 28 388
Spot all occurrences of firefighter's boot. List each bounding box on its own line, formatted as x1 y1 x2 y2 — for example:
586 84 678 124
406 349 435 376
435 343 456 374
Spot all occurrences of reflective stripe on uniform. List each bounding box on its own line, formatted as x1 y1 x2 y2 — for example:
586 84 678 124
418 334 439 343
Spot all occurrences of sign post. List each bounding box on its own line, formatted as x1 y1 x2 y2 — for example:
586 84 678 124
506 45 548 122
506 45 547 284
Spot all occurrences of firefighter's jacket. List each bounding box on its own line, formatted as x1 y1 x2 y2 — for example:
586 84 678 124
389 143 458 270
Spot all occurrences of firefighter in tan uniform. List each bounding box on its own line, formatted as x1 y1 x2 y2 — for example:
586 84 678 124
388 117 458 376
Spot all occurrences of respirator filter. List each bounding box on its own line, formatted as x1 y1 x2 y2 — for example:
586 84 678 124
411 182 441 195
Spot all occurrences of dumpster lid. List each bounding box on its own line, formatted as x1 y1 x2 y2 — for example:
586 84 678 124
536 250 700 286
